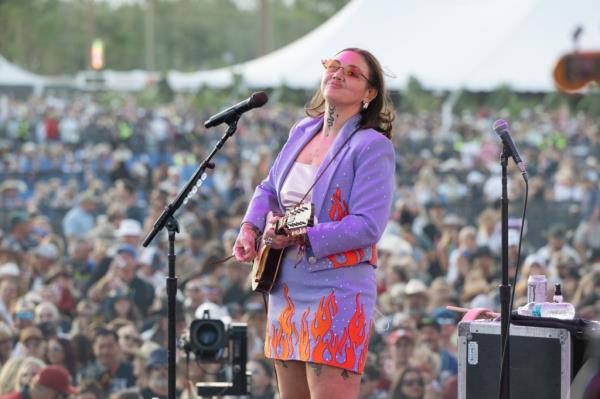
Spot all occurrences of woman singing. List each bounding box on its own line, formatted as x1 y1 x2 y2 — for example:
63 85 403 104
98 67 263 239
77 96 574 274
233 48 396 399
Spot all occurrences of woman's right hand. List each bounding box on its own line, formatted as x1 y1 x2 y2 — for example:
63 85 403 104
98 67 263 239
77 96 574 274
233 223 259 262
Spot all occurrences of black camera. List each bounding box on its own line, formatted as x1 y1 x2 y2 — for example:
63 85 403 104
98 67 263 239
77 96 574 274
188 309 250 397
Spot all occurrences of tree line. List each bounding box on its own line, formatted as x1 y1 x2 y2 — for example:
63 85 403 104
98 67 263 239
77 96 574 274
0 0 349 75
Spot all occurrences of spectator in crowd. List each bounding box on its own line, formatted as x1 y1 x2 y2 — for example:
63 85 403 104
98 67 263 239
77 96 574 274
139 300 186 349
136 247 163 294
17 327 45 361
110 389 142 399
246 358 275 399
79 328 135 395
88 244 154 317
574 170 600 261
430 308 458 356
0 358 26 396
114 219 143 248
358 362 385 399
14 357 46 395
0 181 27 212
1 365 76 399
69 333 95 374
182 278 204 322
29 243 60 291
62 192 97 246
10 300 35 340
386 328 417 384
45 337 76 381
34 302 60 327
390 367 425 399
74 380 104 399
0 324 13 367
446 226 477 286
102 289 142 325
179 227 207 267
116 324 142 362
65 239 95 290
115 180 146 224
130 341 160 391
536 224 581 282
243 302 267 361
2 212 37 253
416 317 457 385
222 260 249 306
404 279 430 321
45 265 78 317
139 348 173 399
70 300 100 338
0 281 17 328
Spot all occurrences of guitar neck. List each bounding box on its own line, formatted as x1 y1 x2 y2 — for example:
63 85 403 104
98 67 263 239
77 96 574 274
275 217 287 235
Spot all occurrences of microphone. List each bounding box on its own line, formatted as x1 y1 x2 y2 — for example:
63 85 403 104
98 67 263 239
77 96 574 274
204 91 268 128
492 119 528 177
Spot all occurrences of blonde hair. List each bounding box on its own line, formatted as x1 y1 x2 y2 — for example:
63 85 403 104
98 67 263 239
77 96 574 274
34 301 60 323
15 357 46 392
0 357 26 394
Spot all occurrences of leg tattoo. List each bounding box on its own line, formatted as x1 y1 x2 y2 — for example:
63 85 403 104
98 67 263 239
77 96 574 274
341 369 350 380
309 362 323 377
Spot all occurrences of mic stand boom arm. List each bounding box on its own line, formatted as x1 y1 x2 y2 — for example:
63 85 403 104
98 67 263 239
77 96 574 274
142 118 240 399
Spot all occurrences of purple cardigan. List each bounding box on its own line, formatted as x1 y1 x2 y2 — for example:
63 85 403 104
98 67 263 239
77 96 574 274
242 114 395 272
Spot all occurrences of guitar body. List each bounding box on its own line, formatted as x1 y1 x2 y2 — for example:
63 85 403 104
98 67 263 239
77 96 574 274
251 245 284 293
250 203 314 294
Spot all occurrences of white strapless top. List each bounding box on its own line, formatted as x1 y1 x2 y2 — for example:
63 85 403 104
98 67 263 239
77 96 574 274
280 162 318 209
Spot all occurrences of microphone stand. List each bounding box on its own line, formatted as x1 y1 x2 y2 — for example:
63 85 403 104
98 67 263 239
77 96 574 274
499 147 511 399
142 118 240 399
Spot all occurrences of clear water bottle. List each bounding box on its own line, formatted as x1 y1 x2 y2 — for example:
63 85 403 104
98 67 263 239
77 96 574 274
532 302 575 319
517 302 536 316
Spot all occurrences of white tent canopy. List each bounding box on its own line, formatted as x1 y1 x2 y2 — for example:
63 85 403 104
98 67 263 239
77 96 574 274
169 0 600 92
0 56 47 92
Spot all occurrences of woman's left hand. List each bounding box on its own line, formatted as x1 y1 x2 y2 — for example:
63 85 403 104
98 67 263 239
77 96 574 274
263 233 297 250
264 215 306 249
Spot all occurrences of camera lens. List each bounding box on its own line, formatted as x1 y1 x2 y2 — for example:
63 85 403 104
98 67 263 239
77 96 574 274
198 324 219 346
190 318 226 356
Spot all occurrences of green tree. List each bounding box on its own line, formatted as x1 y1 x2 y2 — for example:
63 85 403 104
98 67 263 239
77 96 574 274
0 0 349 75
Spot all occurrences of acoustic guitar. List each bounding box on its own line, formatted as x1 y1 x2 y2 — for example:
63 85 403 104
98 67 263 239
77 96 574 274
251 203 314 293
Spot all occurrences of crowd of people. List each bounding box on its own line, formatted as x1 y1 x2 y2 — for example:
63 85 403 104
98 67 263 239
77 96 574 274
0 92 597 398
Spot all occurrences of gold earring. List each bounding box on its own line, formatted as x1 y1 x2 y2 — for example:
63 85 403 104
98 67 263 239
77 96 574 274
363 101 369 110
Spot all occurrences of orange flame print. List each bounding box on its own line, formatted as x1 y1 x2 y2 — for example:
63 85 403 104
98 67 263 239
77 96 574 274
266 289 371 373
326 188 377 269
298 307 311 361
269 284 298 358
329 188 349 221
311 290 337 364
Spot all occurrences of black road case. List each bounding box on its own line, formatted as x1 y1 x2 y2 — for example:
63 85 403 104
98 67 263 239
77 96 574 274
458 320 571 399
